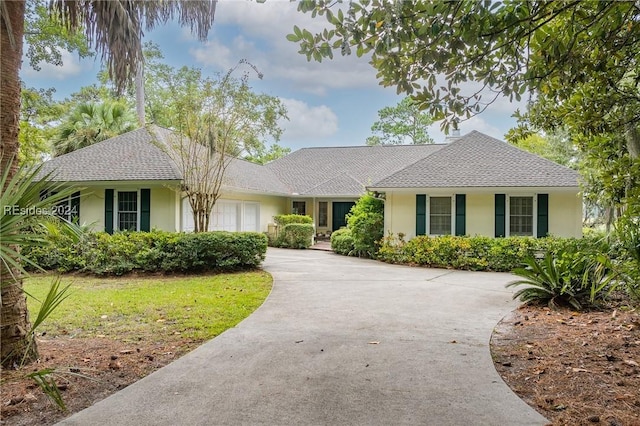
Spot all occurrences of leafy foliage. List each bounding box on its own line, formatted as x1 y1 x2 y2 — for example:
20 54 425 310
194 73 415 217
346 193 384 258
24 230 268 275
507 252 617 310
52 100 138 156
0 163 81 277
291 1 640 134
330 228 355 256
270 214 314 249
277 224 315 249
273 214 313 226
366 97 434 145
142 43 287 162
377 234 611 273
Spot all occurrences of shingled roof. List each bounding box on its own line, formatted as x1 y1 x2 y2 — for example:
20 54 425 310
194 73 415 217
371 131 579 189
38 127 182 182
38 129 578 195
265 144 445 196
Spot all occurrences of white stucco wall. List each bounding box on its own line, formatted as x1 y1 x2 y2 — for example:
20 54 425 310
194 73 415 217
79 189 105 231
150 187 178 231
548 192 583 238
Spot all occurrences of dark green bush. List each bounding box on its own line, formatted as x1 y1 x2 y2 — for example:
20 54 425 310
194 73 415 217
273 214 312 226
277 223 314 249
330 228 355 255
270 214 314 248
507 251 617 310
24 230 267 275
346 193 384 258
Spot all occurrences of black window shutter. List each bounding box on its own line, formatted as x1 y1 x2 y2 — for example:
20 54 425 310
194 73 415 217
140 189 151 232
105 189 114 234
416 194 426 236
455 194 466 236
495 194 506 238
70 191 81 224
537 194 549 238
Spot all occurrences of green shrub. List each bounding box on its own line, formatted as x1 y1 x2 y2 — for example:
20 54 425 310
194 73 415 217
277 223 314 249
507 251 617 310
346 193 384 258
273 214 312 226
24 230 267 275
377 234 611 273
614 214 640 300
270 214 314 248
331 228 355 255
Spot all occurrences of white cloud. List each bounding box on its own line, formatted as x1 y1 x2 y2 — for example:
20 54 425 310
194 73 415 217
23 49 84 80
278 98 339 145
191 1 380 95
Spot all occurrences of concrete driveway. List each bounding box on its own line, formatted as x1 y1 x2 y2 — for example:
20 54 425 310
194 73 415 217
59 248 547 426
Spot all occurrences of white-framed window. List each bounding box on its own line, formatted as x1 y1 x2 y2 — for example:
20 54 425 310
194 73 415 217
429 196 452 235
116 190 139 231
507 195 536 237
292 201 306 215
318 201 328 227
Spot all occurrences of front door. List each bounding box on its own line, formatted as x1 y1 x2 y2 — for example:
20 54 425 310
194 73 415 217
332 201 355 231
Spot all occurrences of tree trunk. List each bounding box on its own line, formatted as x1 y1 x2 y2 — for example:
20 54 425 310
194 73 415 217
135 62 145 126
1 0 37 368
624 123 640 160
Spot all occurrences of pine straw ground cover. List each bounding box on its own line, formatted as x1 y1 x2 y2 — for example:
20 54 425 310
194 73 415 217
492 302 640 426
1 271 272 426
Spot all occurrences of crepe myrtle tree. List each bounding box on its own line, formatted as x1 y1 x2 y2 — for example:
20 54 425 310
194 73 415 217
167 61 287 232
0 0 217 368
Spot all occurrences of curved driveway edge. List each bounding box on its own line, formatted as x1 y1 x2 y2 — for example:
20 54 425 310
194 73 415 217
58 248 547 426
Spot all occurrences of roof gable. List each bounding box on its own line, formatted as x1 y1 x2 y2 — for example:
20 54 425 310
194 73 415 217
38 127 182 182
371 131 579 188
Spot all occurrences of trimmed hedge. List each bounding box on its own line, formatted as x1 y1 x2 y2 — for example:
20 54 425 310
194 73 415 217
270 214 314 249
376 233 610 272
330 228 355 256
277 223 315 249
25 230 268 275
273 214 313 226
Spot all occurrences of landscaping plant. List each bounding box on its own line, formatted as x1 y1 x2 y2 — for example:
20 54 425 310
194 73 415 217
330 228 355 255
345 193 384 258
507 251 617 310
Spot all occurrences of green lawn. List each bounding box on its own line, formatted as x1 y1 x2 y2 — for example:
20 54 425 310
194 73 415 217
26 271 272 342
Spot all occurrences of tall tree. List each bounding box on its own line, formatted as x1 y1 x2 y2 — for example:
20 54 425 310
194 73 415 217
52 100 138 156
18 86 61 165
289 1 640 159
504 129 577 168
0 0 217 369
167 63 287 231
366 97 433 145
141 45 288 162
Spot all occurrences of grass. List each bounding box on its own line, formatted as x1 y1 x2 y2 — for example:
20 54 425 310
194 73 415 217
25 271 272 342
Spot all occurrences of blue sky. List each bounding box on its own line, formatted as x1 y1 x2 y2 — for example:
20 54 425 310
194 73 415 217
22 1 523 151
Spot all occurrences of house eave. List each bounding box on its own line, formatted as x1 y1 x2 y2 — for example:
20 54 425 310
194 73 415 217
367 185 581 194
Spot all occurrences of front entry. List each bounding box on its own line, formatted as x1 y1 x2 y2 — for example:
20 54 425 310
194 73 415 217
332 201 355 231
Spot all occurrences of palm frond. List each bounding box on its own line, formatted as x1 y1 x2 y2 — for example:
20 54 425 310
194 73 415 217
49 0 217 92
1 162 83 280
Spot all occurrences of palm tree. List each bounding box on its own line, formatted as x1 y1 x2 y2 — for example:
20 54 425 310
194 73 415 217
0 0 217 368
53 101 138 156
